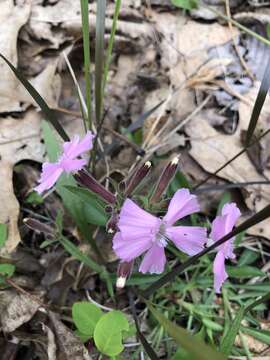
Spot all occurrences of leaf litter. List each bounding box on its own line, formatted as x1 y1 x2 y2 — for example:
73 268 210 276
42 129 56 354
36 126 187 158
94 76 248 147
0 0 270 358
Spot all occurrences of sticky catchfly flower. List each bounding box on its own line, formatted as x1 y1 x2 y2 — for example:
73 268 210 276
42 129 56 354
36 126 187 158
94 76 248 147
210 203 241 293
35 131 94 194
113 189 207 274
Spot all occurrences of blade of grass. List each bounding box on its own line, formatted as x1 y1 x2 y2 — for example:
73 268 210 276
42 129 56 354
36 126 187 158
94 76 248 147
63 52 88 133
80 0 92 129
143 203 270 297
128 291 159 360
102 0 122 95
95 0 106 124
146 301 226 360
220 291 270 356
206 5 270 47
0 53 69 141
245 55 270 145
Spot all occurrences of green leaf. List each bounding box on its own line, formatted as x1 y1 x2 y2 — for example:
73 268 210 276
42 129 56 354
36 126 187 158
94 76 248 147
95 0 106 123
74 329 92 343
64 186 108 226
241 327 270 345
171 0 198 10
267 23 270 39
0 223 8 248
58 236 103 274
226 266 264 278
25 191 44 205
146 301 226 360
202 318 223 332
0 53 69 141
220 307 245 356
41 121 60 162
72 302 103 337
217 192 231 215
238 249 260 266
245 56 270 145
94 310 129 356
80 0 92 128
0 264 15 280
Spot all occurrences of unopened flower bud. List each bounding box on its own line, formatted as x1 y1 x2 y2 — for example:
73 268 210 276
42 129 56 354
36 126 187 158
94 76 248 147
116 261 133 289
150 156 179 203
106 213 119 234
125 161 152 196
75 169 116 204
23 218 55 236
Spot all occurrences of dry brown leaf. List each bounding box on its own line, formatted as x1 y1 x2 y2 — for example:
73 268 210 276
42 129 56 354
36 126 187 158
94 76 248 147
0 110 44 254
42 323 57 360
49 311 92 360
185 82 270 238
0 0 31 112
1 293 41 333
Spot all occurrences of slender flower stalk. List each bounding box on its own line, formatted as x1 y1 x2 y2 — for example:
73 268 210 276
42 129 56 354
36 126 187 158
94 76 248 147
150 157 179 203
113 189 207 274
75 169 116 204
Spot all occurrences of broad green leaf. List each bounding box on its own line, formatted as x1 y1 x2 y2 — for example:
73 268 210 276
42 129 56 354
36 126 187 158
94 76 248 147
0 264 15 280
226 266 264 278
94 310 129 356
64 186 108 226
220 307 245 356
0 53 69 141
146 302 226 360
171 0 198 10
0 223 8 248
74 329 92 343
72 302 103 336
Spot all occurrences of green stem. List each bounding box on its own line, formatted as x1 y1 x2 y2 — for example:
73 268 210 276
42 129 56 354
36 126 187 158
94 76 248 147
80 0 92 130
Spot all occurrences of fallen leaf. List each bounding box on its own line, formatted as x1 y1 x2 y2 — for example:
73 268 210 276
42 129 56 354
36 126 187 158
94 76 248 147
49 311 92 360
1 293 41 333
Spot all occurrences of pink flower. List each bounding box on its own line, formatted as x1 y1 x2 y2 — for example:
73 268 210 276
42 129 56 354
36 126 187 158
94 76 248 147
35 131 94 194
210 203 241 293
113 189 207 274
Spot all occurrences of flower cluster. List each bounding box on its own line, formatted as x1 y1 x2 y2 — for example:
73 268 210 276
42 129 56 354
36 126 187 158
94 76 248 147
34 132 241 293
113 190 240 293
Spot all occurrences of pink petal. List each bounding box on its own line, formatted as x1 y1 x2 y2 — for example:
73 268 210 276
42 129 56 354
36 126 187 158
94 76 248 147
60 159 87 173
210 203 240 259
213 251 228 293
139 244 166 274
163 189 200 226
113 232 152 262
34 163 63 194
166 225 207 255
63 131 94 159
118 199 161 242
222 203 241 234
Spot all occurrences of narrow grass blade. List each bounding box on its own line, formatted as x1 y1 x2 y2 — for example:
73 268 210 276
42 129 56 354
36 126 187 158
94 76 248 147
146 301 226 360
58 236 103 273
143 203 270 297
102 0 121 94
246 55 270 145
128 291 159 360
220 306 245 356
0 53 69 141
80 0 92 129
95 0 106 124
